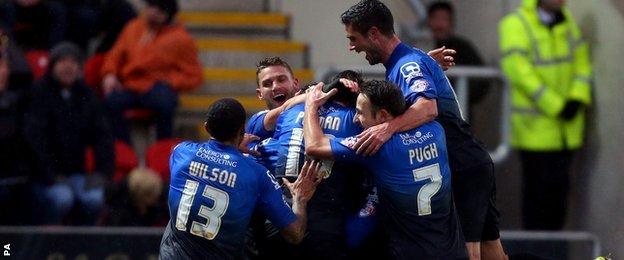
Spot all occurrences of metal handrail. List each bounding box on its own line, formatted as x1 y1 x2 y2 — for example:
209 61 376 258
315 65 510 164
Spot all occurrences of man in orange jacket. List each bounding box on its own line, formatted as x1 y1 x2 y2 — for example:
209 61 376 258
101 0 202 142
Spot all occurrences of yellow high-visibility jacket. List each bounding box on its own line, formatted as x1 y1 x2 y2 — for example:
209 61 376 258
499 0 592 151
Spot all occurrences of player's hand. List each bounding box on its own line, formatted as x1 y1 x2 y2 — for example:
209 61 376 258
305 82 337 108
238 134 261 156
339 78 359 93
283 160 323 204
102 74 121 96
428 46 456 71
354 122 393 156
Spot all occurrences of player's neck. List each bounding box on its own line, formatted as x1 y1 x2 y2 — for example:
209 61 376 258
381 36 402 64
211 138 240 148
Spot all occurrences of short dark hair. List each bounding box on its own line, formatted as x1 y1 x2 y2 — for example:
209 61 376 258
427 1 454 18
205 98 246 141
341 0 395 37
144 0 179 23
255 56 294 85
328 70 363 107
359 80 406 117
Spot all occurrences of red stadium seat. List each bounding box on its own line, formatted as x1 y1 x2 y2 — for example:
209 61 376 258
145 138 182 183
85 140 139 183
123 108 154 122
25 50 49 79
83 53 106 96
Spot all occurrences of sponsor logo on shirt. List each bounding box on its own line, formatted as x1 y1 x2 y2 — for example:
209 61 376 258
399 131 434 146
400 62 423 82
196 147 238 167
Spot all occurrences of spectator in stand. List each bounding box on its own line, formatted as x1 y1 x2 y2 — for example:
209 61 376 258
104 167 167 226
101 0 203 142
0 0 66 51
0 41 37 225
24 42 114 225
83 0 136 95
426 1 490 116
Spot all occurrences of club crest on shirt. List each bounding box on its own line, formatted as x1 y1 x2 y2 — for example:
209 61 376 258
340 136 358 149
400 62 423 82
410 79 429 93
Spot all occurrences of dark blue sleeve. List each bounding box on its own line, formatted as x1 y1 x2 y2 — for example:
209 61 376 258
329 137 364 162
393 58 438 106
245 111 274 139
257 169 297 228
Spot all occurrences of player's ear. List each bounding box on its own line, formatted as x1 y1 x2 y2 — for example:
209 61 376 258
256 87 263 100
293 77 300 92
377 108 392 122
368 26 379 39
204 122 210 134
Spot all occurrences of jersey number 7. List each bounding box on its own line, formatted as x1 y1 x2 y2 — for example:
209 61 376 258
175 179 229 240
413 163 442 216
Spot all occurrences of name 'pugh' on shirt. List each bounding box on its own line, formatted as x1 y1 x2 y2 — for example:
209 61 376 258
408 143 439 165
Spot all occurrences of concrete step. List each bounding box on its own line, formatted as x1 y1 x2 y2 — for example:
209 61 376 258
179 12 290 39
179 94 265 112
196 38 308 68
179 0 268 12
197 68 315 95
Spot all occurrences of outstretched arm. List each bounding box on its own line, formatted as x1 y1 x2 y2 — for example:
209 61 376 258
302 83 337 160
280 160 323 244
353 97 437 156
262 93 308 132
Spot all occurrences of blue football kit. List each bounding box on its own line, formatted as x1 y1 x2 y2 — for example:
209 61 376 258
384 43 500 242
245 110 274 149
384 42 491 170
159 140 296 259
330 121 463 258
271 102 367 258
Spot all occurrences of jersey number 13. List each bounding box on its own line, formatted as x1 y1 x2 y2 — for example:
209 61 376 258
175 179 229 240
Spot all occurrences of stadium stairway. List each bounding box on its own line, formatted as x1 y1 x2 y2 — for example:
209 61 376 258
174 1 314 140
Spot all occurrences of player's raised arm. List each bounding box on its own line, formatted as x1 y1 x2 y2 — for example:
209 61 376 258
303 83 338 159
280 160 323 244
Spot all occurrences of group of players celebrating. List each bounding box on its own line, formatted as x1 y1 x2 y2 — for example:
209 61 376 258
159 1 508 259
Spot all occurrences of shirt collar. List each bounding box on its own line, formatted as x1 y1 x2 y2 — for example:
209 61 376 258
383 42 411 72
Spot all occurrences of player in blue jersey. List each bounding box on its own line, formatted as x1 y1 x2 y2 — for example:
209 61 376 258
304 80 463 259
339 1 506 259
159 98 322 259
267 70 369 259
247 53 455 147
245 57 303 144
